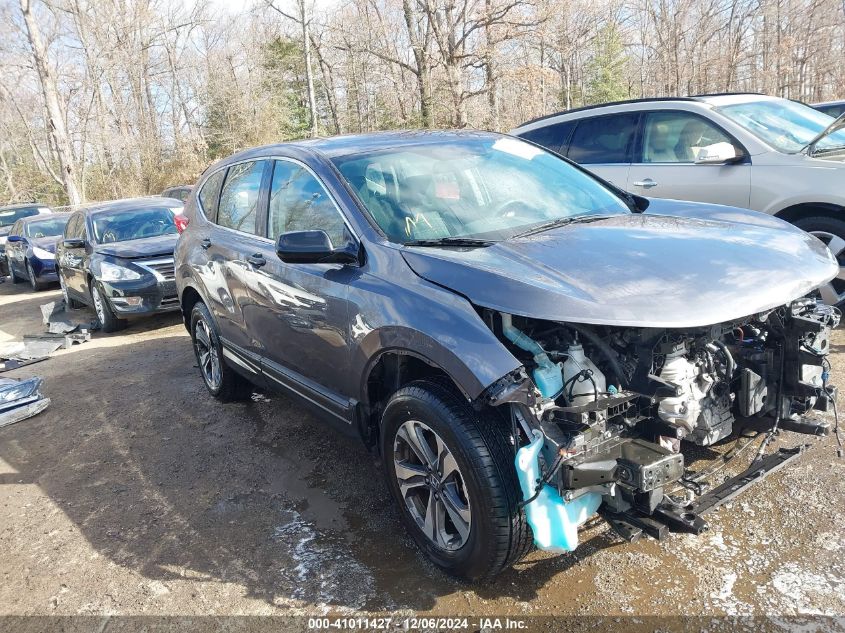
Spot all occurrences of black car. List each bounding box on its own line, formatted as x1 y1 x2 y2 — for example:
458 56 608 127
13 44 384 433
0 203 52 277
161 185 192 203
56 197 184 332
175 131 837 580
5 213 70 291
812 100 845 119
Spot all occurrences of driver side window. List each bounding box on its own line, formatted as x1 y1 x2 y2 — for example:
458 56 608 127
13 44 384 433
641 112 736 163
268 160 346 247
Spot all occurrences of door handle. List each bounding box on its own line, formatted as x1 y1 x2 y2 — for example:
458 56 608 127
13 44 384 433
200 238 212 250
247 253 267 268
632 178 658 189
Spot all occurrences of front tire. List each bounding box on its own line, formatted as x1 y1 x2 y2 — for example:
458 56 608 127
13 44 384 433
795 216 845 306
381 380 532 581
26 260 47 291
190 301 253 402
90 280 126 333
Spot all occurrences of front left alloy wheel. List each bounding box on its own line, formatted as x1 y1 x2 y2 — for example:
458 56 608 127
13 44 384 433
90 281 126 332
381 379 533 581
26 260 47 291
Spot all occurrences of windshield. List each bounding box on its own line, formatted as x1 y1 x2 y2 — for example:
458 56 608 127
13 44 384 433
717 99 845 153
25 217 69 238
92 208 177 244
331 137 630 243
0 207 42 228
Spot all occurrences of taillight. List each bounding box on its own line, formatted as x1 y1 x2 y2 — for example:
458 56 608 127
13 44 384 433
174 214 190 233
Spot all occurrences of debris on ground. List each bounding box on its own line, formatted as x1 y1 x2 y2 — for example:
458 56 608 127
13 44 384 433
0 301 94 371
40 300 98 334
0 376 50 429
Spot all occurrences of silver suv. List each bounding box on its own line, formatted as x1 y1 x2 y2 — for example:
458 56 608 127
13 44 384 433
512 94 845 304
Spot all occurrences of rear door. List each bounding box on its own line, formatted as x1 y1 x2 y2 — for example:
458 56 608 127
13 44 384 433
201 159 272 359
564 112 639 189
626 110 751 207
244 158 357 422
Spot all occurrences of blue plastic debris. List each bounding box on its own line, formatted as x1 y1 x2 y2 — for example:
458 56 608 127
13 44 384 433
515 430 602 552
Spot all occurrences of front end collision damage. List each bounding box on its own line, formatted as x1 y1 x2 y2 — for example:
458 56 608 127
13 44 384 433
476 299 840 552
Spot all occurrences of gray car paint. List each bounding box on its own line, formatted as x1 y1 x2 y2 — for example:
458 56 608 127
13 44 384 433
402 205 837 328
174 131 837 425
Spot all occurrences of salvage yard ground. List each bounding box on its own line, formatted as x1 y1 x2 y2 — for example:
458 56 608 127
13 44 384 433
1 279 845 619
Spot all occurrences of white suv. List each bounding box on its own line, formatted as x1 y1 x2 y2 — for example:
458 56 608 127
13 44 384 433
512 94 845 304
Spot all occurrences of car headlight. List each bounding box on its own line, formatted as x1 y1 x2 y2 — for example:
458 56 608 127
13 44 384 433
99 260 143 281
32 246 54 260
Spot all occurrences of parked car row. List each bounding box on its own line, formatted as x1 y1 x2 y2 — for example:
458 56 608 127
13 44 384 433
2 192 189 333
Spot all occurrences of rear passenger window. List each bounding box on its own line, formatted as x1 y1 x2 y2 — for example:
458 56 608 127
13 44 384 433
198 170 226 221
217 161 266 235
518 121 575 154
567 114 638 164
268 160 346 247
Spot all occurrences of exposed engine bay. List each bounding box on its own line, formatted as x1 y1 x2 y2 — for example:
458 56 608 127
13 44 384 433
482 299 840 548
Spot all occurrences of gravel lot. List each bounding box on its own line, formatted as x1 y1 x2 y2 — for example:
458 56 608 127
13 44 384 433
1 279 845 622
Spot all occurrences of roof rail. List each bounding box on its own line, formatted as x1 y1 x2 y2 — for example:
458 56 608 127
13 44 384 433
517 97 699 128
516 93 775 128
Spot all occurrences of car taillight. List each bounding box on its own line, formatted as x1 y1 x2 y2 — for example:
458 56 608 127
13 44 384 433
175 214 190 233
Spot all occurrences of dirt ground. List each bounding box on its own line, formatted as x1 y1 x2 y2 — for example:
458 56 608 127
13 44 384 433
1 278 845 624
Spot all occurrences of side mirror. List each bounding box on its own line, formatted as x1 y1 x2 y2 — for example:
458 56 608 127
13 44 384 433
63 238 85 249
276 230 359 265
695 142 741 165
6 235 23 243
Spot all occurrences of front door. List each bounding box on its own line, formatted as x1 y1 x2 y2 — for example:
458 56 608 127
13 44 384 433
245 158 356 422
58 213 88 297
626 110 751 207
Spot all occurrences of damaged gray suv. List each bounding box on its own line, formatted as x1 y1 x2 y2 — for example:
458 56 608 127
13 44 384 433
175 131 839 580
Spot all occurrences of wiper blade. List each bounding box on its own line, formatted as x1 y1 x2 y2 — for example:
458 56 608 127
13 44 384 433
511 215 609 239
403 237 495 247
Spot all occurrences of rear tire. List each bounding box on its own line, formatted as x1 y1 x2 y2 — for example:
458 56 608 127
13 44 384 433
190 301 253 402
381 379 532 581
90 280 126 333
794 216 845 306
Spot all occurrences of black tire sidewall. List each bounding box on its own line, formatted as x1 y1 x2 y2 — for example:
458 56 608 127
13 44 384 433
91 280 123 332
380 384 505 579
794 216 845 248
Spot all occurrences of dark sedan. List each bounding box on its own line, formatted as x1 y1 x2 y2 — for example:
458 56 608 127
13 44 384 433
5 213 70 291
56 197 184 332
812 99 845 119
0 203 52 277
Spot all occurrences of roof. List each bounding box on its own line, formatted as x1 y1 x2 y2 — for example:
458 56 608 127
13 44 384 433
0 202 49 212
74 197 184 217
514 93 777 128
18 212 70 224
812 99 845 107
221 130 506 163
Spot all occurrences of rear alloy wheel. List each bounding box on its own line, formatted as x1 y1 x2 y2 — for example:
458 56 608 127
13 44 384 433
26 260 46 292
795 216 845 306
90 281 126 333
381 380 533 580
189 301 252 402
